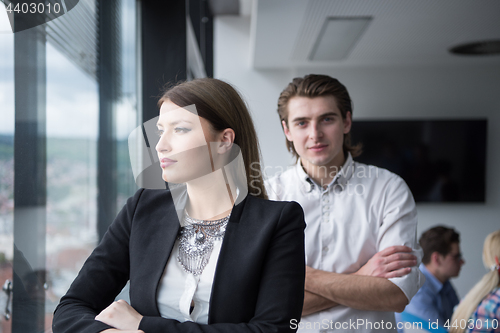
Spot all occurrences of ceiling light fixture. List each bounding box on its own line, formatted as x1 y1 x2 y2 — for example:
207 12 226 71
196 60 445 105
449 40 500 56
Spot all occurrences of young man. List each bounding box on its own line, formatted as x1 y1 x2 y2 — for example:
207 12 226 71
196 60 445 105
266 75 424 332
396 226 463 328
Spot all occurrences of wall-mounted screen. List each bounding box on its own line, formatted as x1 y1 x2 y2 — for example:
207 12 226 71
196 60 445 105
350 119 487 203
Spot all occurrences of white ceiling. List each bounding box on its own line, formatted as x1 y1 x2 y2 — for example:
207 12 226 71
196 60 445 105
251 0 500 69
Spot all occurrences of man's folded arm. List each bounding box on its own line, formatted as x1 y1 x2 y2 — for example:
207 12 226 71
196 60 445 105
302 291 339 316
305 267 409 313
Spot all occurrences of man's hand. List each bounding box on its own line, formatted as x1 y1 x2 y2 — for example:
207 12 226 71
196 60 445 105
354 245 417 278
96 300 143 331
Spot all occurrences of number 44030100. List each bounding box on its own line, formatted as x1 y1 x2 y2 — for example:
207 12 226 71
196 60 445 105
6 2 62 14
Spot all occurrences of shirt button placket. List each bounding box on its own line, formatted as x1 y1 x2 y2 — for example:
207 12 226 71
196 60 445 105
322 191 330 223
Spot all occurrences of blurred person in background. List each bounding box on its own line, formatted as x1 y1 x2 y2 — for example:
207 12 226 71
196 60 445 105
396 226 463 330
450 229 500 333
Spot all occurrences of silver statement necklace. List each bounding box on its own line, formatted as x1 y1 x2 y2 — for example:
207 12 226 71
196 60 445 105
177 210 230 276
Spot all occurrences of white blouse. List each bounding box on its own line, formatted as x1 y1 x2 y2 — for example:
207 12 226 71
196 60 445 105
156 233 223 324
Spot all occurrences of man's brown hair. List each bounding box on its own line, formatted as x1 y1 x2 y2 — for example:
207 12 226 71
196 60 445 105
277 74 362 160
420 226 460 265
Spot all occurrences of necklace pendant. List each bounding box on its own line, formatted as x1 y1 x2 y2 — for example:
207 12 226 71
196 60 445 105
196 231 205 243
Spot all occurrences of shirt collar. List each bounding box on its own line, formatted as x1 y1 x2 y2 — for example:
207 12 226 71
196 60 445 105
295 152 355 191
420 263 444 293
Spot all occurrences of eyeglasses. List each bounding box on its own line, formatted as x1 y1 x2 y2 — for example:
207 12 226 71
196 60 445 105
448 252 463 261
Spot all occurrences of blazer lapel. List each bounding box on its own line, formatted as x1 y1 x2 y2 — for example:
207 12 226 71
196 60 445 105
130 189 180 317
207 195 249 323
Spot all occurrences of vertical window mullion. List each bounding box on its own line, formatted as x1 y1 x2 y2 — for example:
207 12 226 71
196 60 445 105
97 0 120 241
13 23 47 333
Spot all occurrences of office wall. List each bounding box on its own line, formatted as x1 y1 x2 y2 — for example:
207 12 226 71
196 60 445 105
214 16 500 298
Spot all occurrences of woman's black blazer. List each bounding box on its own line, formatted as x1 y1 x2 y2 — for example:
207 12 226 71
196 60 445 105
52 188 306 333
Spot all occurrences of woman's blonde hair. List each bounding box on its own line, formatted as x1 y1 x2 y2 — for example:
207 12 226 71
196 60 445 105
449 230 500 333
158 78 268 199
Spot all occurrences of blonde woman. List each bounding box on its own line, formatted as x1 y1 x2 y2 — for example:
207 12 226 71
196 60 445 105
450 230 500 333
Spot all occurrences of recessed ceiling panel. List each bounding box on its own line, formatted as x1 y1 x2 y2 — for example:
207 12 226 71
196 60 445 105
310 17 372 61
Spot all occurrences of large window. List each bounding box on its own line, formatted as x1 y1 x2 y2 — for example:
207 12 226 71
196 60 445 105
0 0 213 331
0 7 14 333
0 0 139 331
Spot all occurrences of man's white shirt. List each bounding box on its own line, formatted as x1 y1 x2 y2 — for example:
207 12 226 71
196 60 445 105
265 153 424 333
